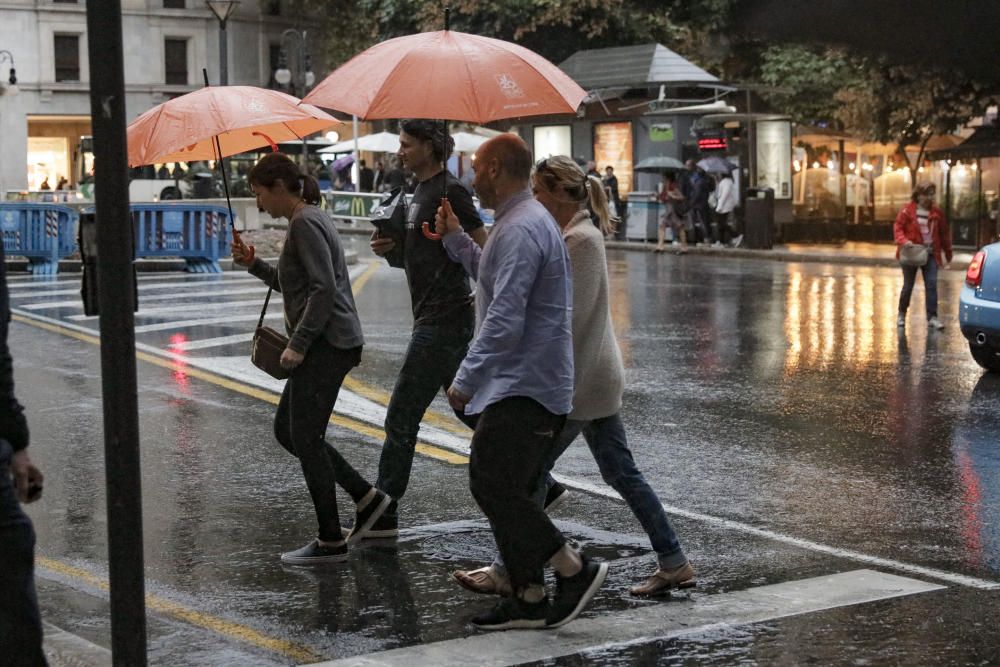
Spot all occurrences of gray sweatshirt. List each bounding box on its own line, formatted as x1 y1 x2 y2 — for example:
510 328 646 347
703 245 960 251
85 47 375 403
249 205 364 354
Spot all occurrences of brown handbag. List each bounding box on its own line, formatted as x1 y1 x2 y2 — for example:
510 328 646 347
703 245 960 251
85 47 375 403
251 287 290 380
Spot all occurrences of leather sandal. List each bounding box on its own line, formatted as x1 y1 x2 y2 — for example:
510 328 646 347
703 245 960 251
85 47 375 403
629 561 696 597
452 565 512 597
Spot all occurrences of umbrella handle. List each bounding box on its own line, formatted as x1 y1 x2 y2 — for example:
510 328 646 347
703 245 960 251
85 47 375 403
422 222 442 241
252 132 279 152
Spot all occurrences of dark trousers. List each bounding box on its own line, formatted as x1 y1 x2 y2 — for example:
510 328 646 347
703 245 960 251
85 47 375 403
468 397 567 591
0 440 47 666
274 340 370 543
376 315 475 517
898 257 939 318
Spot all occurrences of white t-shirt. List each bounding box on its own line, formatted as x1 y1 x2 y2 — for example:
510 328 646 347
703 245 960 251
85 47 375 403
916 207 931 244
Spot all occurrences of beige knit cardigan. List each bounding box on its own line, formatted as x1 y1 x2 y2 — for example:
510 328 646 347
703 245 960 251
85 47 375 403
562 210 625 421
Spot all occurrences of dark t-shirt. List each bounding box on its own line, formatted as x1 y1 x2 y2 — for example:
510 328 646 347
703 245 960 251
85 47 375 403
403 170 482 326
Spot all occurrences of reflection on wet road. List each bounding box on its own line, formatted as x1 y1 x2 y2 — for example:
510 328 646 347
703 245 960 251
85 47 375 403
8 246 1000 665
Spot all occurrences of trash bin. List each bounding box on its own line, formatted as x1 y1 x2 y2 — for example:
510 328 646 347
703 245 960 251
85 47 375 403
625 192 659 242
743 187 774 250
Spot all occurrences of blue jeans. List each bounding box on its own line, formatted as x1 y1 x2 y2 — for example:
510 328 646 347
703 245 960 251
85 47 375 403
376 314 476 518
495 413 686 572
0 440 47 666
899 256 939 318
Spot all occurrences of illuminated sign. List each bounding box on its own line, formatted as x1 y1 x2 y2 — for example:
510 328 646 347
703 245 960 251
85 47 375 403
698 137 728 151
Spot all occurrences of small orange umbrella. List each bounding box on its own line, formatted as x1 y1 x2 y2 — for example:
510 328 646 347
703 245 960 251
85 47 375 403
127 86 339 167
302 30 586 124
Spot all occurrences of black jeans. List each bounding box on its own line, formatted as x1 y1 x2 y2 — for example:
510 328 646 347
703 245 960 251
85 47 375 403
468 397 567 591
376 314 475 517
274 340 370 543
0 440 47 666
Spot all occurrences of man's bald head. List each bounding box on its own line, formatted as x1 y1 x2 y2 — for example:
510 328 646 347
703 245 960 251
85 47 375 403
478 134 533 184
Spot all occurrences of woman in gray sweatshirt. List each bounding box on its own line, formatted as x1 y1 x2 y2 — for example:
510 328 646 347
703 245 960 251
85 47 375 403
233 152 390 565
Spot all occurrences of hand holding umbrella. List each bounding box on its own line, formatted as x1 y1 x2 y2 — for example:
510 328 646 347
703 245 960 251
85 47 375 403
435 198 461 238
230 233 255 267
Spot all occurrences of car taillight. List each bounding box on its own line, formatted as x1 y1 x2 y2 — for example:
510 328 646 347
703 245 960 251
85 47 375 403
966 250 987 287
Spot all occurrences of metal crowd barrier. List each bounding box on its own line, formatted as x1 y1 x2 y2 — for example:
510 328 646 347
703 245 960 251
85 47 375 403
80 203 233 273
0 203 78 274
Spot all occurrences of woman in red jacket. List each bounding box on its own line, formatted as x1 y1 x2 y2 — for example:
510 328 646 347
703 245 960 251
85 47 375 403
894 182 952 330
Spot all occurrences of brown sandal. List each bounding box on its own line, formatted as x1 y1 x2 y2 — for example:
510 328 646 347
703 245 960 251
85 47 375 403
629 562 696 597
452 565 512 597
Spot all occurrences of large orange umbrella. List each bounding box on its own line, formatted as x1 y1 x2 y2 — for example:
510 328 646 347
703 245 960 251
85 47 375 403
127 86 339 167
302 30 586 123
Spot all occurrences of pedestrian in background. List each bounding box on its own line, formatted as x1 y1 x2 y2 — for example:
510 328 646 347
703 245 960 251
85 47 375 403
681 160 714 244
602 165 624 223
231 152 390 565
373 160 384 193
655 171 687 254
0 242 48 666
382 156 406 193
452 155 695 601
359 159 375 193
436 135 608 631
361 119 486 541
894 182 952 330
713 170 739 247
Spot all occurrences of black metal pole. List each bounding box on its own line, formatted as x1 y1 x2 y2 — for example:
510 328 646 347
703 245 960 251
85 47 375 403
219 19 229 86
84 0 147 664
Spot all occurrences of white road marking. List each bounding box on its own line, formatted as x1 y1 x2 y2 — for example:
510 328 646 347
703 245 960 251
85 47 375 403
43 622 111 667
68 299 274 321
555 474 1000 591
168 333 254 351
133 312 284 333
7 277 261 299
21 287 275 310
303 569 944 667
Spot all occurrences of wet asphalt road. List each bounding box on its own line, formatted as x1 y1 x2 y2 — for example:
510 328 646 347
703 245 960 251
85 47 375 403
7 242 1000 666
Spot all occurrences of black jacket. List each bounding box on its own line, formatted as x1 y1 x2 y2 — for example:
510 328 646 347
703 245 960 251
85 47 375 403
0 243 29 451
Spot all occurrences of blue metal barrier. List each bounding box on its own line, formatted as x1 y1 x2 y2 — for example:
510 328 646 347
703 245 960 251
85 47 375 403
80 203 233 273
0 203 78 274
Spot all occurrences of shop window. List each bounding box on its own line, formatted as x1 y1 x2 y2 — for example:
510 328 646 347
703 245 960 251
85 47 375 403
54 34 80 82
533 125 571 160
165 38 188 85
163 0 185 7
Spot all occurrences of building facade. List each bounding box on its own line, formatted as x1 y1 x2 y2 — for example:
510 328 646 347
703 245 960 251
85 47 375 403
0 0 307 195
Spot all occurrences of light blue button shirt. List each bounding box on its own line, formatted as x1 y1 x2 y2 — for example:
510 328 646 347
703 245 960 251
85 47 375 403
442 189 574 416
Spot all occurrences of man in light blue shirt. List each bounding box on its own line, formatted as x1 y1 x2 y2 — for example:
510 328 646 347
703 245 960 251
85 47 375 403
436 134 608 631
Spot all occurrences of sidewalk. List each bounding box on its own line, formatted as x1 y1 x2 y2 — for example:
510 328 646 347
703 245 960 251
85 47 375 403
332 221 978 272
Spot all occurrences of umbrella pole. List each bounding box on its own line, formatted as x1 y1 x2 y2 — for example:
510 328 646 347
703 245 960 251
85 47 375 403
202 69 239 242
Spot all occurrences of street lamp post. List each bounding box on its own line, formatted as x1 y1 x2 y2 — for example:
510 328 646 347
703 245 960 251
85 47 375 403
273 29 315 163
0 50 18 94
206 0 240 85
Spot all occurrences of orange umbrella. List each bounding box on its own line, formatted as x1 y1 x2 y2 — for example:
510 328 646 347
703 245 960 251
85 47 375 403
302 30 586 123
127 86 339 167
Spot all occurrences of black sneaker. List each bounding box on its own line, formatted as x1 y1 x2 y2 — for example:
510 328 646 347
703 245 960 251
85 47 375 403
280 539 348 565
470 596 550 631
344 512 399 541
345 489 393 545
546 556 609 628
543 481 570 512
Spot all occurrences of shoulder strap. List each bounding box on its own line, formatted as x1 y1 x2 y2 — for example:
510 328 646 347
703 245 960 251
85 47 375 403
257 287 272 329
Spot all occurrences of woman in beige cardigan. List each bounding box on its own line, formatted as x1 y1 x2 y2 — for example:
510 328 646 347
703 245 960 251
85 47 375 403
452 156 694 598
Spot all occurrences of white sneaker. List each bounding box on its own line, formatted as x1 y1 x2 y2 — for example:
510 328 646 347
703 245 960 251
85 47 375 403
928 316 945 330
896 314 905 328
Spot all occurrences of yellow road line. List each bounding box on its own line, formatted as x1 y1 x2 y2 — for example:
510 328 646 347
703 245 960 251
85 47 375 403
36 557 324 664
342 260 472 437
12 314 470 465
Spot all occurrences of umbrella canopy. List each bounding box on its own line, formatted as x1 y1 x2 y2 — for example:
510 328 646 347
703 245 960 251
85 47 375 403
302 30 586 123
451 131 492 153
319 131 401 154
127 86 339 167
697 156 736 174
635 156 686 172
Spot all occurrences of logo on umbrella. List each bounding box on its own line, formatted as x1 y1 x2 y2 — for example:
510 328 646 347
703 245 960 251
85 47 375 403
245 98 266 115
495 73 524 99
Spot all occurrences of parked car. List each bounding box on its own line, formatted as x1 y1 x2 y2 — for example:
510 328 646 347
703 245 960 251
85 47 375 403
960 242 1000 372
